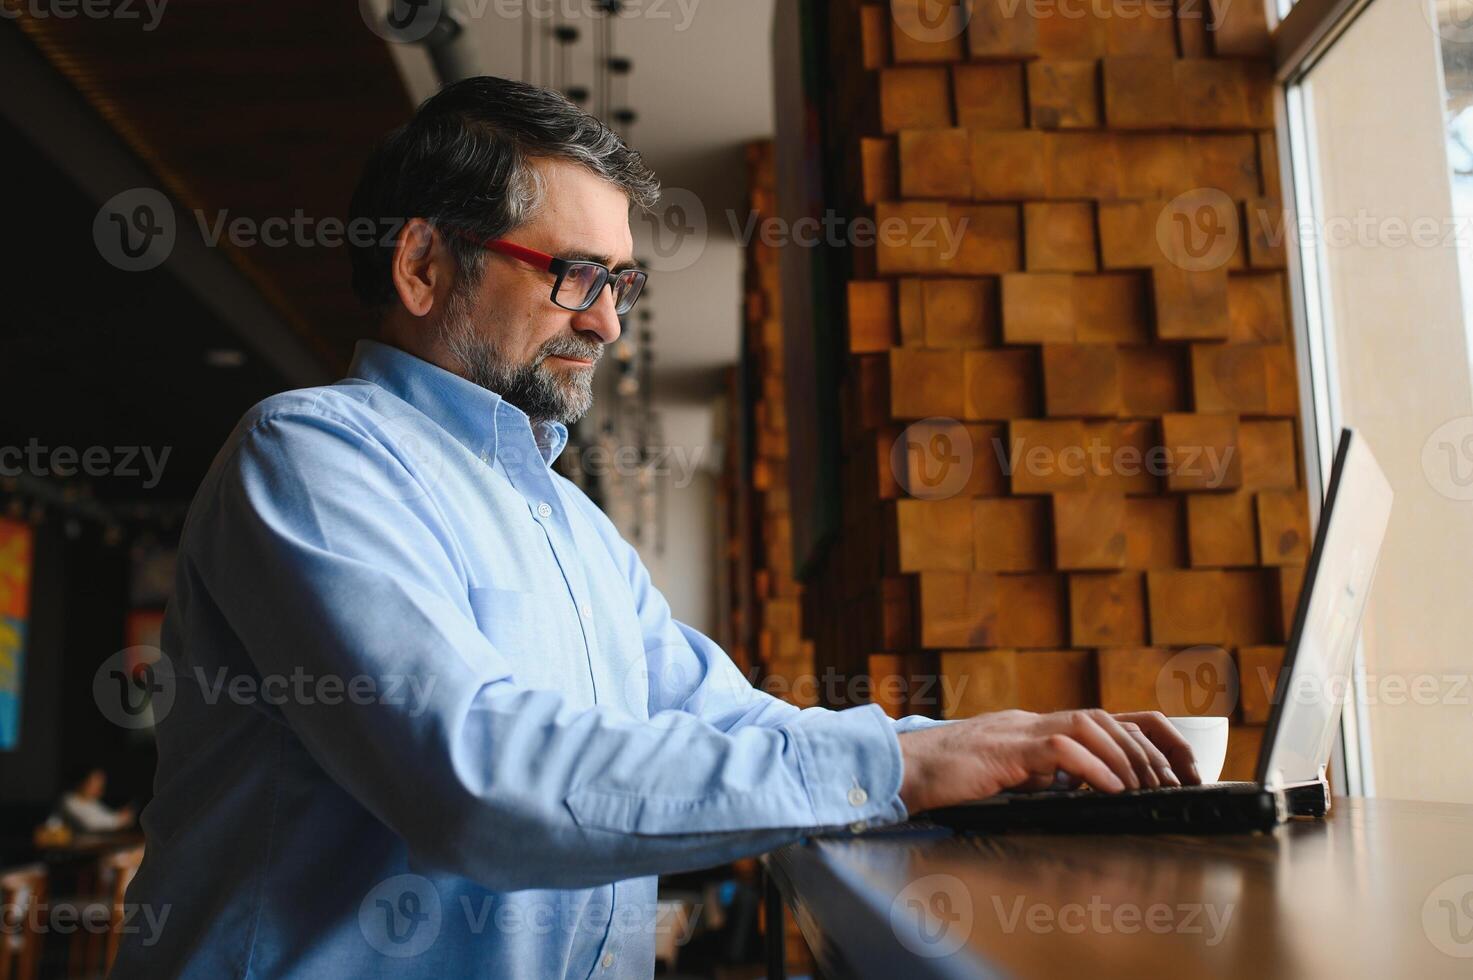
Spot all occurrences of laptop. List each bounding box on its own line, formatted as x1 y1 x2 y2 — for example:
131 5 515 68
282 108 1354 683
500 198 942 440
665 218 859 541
923 428 1393 835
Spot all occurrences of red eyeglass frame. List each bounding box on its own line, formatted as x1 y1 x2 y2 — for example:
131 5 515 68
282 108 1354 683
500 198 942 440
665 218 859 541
468 236 647 314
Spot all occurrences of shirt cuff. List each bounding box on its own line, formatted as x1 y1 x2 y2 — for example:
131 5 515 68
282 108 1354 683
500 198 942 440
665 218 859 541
785 703 909 831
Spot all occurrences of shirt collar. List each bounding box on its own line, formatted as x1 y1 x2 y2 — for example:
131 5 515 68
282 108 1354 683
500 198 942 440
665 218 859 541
345 339 569 468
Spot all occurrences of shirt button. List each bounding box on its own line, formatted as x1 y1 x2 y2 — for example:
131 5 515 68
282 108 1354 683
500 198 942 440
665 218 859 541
601 952 614 968
580 603 593 619
847 785 868 807
849 821 868 834
536 501 553 519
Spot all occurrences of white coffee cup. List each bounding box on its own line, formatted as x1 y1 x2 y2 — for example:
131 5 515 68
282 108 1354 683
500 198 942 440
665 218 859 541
1166 716 1230 784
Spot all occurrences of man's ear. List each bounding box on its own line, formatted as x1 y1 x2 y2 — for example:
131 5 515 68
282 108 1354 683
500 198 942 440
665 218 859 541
390 218 450 318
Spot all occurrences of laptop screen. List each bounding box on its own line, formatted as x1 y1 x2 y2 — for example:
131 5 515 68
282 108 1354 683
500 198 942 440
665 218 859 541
1257 429 1394 790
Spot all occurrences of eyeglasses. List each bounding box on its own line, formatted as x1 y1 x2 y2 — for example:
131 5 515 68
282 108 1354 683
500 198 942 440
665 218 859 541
471 237 648 315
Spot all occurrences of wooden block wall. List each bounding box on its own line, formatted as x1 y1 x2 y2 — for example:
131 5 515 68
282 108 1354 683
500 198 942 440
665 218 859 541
733 141 818 709
807 0 1305 776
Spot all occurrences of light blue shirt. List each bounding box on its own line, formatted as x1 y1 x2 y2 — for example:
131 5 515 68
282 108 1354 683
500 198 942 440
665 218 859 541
114 340 942 979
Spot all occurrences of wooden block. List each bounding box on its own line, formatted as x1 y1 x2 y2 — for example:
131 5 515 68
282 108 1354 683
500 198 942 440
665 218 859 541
1191 343 1267 413
967 0 1038 58
1098 199 1165 268
1016 650 1095 712
898 278 926 345
1043 132 1122 198
1227 272 1288 343
875 201 954 274
1173 59 1252 129
880 68 952 133
1237 646 1284 724
860 137 897 205
996 574 1070 648
1189 134 1260 199
1187 491 1259 567
1105 0 1178 55
1043 344 1122 417
923 278 997 348
1258 132 1282 200
1075 273 1150 343
1147 569 1272 645
974 496 1052 571
1223 725 1264 780
1070 571 1147 645
953 63 1028 129
896 498 975 571
1152 266 1231 340
889 348 966 418
1256 490 1310 565
1275 564 1305 638
878 577 915 649
847 280 895 353
900 128 972 198
1102 57 1177 129
1239 419 1299 491
1086 420 1163 494
940 649 1018 716
852 355 891 433
890 0 966 63
1038 6 1107 58
1009 419 1089 493
1054 492 1128 569
1024 202 1097 273
1115 135 1192 198
963 349 1041 419
1210 0 1272 57
971 130 1048 200
920 571 998 647
860 3 891 69
867 654 908 718
947 204 1023 274
1118 345 1190 415
1002 273 1076 342
1027 60 1101 129
1125 496 1186 569
1244 198 1289 268
1097 647 1174 712
1160 412 1242 490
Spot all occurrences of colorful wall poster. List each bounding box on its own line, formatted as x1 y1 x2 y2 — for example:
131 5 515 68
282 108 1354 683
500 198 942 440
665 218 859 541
0 518 34 750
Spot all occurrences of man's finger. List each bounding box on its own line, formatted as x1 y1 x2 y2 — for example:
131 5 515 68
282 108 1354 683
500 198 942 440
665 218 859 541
1091 710 1161 788
1113 711 1201 785
1032 733 1126 794
1051 712 1140 790
1124 726 1180 787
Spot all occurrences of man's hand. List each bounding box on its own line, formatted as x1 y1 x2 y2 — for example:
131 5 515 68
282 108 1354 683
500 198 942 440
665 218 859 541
897 709 1202 814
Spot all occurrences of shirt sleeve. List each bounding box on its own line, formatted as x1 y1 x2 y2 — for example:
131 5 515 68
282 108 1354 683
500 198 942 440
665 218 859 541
186 410 909 894
569 483 954 737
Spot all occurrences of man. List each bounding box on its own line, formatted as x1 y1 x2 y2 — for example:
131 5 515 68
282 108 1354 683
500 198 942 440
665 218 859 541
114 76 1196 978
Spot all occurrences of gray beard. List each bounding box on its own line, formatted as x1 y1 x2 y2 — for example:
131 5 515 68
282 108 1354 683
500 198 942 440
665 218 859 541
439 285 602 425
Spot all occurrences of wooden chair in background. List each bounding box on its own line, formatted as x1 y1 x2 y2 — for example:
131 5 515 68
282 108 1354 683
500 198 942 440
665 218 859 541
0 864 47 980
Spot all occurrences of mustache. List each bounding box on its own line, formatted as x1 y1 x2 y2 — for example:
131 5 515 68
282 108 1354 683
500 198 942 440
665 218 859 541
535 336 605 365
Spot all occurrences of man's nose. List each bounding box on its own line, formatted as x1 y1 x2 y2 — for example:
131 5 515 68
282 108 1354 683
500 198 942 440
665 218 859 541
571 284 623 345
